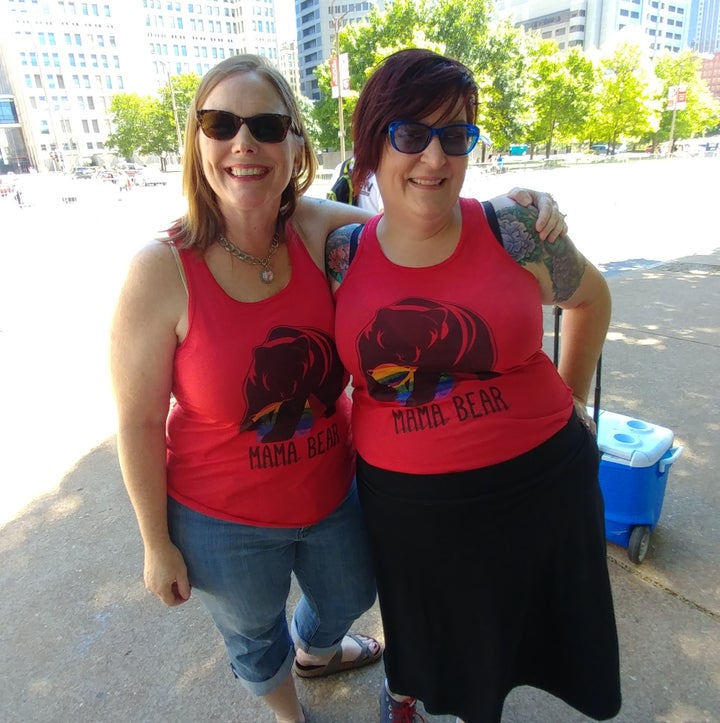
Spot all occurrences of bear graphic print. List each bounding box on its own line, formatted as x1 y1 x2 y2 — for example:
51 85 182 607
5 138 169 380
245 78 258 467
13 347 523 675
357 298 498 406
241 326 347 443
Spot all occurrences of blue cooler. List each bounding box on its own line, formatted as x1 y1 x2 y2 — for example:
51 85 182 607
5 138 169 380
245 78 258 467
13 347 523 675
593 410 683 563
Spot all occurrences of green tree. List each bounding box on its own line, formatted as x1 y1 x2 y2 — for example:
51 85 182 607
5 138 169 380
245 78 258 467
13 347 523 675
427 1 528 153
311 0 529 155
525 41 595 158
312 0 429 150
106 93 158 160
297 94 322 149
425 0 493 64
106 74 200 165
471 21 531 153
158 73 201 150
653 51 720 146
587 42 656 153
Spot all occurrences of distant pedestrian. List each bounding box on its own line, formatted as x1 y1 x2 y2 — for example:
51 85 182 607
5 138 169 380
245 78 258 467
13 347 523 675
327 157 383 214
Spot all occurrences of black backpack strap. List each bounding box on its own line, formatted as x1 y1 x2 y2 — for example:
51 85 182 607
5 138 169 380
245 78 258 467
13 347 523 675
349 223 363 264
481 200 503 247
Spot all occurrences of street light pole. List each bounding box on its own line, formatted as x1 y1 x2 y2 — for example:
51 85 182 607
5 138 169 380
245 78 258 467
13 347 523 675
668 62 683 155
167 71 183 158
158 61 183 159
328 3 349 160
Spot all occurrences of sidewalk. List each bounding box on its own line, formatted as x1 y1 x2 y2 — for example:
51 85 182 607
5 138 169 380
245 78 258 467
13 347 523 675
1 251 719 723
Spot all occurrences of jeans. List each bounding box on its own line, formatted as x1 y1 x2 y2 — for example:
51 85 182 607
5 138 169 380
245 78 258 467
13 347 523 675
167 482 377 695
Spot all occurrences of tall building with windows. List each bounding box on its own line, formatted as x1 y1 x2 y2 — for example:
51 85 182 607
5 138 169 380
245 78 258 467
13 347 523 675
278 39 301 97
494 0 691 55
699 50 720 97
0 0 286 172
691 0 720 52
0 49 30 173
295 0 384 100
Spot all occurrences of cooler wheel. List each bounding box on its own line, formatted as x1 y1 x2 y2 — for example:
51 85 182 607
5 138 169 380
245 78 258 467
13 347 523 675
628 525 651 564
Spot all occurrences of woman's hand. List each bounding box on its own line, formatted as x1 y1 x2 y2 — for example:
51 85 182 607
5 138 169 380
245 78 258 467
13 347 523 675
143 541 192 607
573 395 597 437
506 187 568 242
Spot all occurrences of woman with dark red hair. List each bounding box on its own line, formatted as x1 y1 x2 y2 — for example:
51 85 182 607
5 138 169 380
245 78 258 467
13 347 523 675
328 49 621 723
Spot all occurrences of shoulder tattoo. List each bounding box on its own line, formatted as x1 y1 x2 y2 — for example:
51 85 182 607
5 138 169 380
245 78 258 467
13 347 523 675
495 204 586 302
325 223 358 283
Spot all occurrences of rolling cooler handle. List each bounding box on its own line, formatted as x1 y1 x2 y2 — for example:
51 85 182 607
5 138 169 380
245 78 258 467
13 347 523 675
553 306 601 432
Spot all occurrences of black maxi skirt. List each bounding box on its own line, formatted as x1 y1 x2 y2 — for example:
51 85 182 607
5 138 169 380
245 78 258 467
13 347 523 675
357 413 621 723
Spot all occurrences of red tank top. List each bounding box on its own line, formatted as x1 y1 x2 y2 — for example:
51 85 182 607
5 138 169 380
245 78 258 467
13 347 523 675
334 198 573 474
167 225 353 526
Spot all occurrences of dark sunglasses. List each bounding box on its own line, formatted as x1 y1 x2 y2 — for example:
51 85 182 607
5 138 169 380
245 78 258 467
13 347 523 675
387 120 480 156
196 109 293 143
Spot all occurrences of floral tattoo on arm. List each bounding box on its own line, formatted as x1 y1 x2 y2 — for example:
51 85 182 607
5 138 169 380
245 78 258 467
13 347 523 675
325 223 357 284
495 205 586 302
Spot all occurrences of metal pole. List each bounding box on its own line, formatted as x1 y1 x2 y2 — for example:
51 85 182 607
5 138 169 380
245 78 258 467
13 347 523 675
668 57 686 155
167 72 183 157
668 97 678 155
329 3 348 159
336 33 345 160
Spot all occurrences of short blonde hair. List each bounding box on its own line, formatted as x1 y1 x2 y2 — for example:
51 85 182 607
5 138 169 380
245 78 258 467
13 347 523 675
170 54 317 250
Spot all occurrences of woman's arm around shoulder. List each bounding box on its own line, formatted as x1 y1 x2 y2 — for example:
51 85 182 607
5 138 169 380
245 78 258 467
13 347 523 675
491 196 611 418
110 241 191 606
502 187 568 241
293 195 373 268
489 196 589 304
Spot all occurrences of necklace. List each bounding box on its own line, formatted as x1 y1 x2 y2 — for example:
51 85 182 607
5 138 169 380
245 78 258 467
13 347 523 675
217 228 281 284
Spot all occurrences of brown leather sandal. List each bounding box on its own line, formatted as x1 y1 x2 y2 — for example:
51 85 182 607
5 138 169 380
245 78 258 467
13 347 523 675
294 633 382 678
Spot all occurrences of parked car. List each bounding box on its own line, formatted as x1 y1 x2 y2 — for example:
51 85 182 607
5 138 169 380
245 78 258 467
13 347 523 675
95 169 133 189
0 175 16 197
137 169 168 187
115 162 144 177
70 166 95 180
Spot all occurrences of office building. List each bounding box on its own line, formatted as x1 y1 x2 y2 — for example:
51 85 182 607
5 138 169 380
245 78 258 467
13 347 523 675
494 0 691 55
295 0 385 100
691 0 720 52
0 0 287 172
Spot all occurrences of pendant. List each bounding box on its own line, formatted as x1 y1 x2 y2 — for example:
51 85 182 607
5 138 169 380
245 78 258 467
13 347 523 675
260 267 274 284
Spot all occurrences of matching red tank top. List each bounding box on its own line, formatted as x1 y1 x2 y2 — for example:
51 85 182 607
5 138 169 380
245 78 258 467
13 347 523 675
166 224 354 527
333 197 574 474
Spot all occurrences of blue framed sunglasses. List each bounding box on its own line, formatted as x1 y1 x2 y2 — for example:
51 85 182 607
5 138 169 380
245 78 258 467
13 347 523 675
388 121 480 156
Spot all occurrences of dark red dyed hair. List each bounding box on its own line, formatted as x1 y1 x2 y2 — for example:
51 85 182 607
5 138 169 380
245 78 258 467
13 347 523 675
351 49 478 193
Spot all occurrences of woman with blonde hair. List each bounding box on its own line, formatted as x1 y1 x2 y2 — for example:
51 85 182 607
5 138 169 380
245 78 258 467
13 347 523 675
111 53 566 723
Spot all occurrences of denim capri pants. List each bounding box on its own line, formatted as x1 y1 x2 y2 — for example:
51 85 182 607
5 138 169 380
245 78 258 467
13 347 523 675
167 482 377 695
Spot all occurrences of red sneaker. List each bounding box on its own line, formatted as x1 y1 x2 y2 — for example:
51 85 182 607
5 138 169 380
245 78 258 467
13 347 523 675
379 685 426 723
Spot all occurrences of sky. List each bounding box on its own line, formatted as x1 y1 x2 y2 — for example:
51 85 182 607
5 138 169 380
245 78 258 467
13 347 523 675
276 0 298 44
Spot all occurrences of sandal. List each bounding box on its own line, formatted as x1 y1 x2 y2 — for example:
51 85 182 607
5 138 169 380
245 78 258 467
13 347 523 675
294 632 382 678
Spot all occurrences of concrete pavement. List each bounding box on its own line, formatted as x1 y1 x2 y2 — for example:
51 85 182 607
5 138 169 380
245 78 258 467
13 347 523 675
1 250 719 722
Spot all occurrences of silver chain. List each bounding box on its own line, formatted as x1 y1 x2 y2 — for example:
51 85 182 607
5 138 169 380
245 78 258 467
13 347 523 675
217 228 281 283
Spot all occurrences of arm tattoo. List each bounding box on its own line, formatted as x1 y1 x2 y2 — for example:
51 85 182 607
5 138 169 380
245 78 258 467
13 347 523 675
325 223 358 284
495 204 586 302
